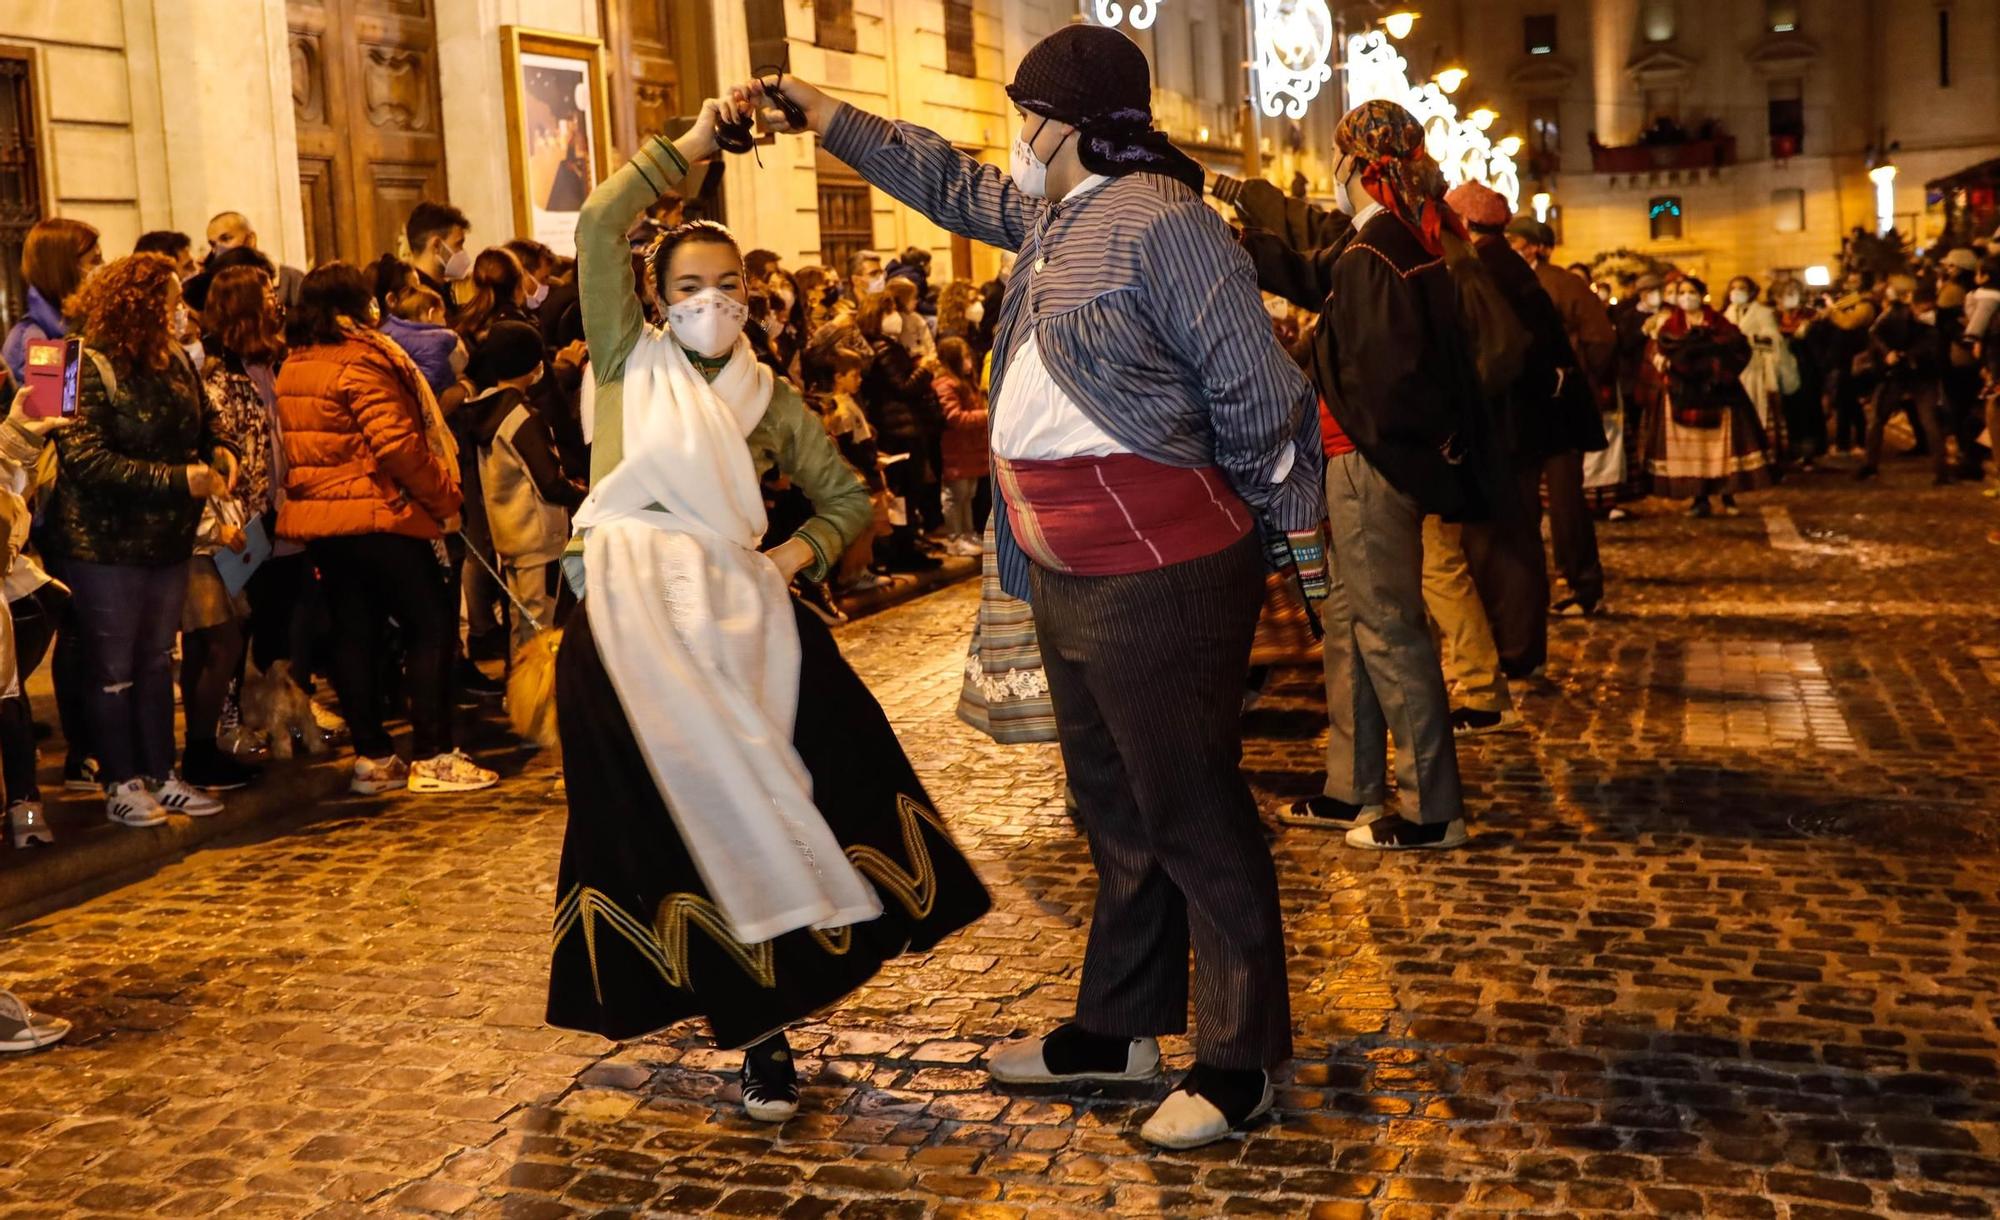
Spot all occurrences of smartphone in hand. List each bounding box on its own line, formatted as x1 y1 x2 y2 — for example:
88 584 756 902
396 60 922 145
22 338 81 420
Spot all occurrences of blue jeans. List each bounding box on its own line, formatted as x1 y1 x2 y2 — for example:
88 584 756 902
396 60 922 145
60 558 189 785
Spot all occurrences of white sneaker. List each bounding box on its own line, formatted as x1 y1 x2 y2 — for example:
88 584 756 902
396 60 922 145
1139 1077 1275 1150
105 779 168 828
350 755 410 796
988 1031 1162 1085
0 988 70 1052
153 775 224 817
408 750 499 793
947 536 984 558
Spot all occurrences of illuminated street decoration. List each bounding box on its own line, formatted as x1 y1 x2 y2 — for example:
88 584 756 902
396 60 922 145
1090 0 1161 31
1252 0 1337 119
1343 29 1520 211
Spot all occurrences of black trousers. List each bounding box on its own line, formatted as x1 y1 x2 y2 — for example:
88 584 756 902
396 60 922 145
1029 532 1291 1070
1462 460 1550 674
309 534 456 760
1867 382 1948 479
1543 450 1604 608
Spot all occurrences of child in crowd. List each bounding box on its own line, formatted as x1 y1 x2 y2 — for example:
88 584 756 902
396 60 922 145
879 278 935 363
381 286 468 401
464 321 586 655
806 349 890 595
932 337 989 558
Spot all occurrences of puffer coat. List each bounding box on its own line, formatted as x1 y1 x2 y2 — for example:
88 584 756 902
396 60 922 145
274 326 460 542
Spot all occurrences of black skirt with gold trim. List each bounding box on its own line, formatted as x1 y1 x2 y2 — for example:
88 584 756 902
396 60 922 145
546 598 991 1049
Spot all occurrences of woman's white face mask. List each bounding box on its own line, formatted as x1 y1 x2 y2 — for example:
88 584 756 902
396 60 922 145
965 300 986 326
1728 288 1752 306
667 287 750 358
1640 290 1663 311
1677 294 1703 314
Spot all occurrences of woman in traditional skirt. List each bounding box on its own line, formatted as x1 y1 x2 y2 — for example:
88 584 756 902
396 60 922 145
1723 275 1790 471
1643 277 1773 517
548 97 990 1123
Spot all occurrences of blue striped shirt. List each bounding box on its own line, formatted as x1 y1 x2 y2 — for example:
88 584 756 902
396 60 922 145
823 105 1325 600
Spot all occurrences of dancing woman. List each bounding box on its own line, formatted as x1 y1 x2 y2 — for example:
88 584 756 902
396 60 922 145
545 97 990 1122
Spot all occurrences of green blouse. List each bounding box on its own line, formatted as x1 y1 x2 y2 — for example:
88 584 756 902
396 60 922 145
574 135 869 581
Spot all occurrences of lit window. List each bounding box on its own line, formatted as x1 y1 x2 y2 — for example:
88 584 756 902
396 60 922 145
1649 195 1683 241
1765 0 1799 32
1641 0 1675 43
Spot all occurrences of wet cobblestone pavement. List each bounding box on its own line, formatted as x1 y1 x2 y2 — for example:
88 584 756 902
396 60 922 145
3 460 1999 1218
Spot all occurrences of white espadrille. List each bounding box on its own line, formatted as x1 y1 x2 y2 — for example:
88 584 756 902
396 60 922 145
1139 1078 1275 1150
988 1032 1162 1085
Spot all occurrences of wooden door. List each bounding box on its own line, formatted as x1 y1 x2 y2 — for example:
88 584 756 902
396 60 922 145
288 0 448 267
601 0 718 158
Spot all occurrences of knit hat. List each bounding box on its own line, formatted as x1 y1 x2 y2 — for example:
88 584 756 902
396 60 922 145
472 320 544 388
1005 25 1206 195
1444 181 1510 229
1506 216 1556 248
1334 98 1463 255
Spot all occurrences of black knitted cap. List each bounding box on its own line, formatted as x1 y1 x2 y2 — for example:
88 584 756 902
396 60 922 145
1005 24 1152 126
471 320 544 387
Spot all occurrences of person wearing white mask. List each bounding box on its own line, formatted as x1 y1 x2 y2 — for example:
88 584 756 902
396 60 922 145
1772 278 1827 468
1641 276 1772 516
546 94 991 1129
1723 275 1790 467
748 22 1328 1150
404 201 474 323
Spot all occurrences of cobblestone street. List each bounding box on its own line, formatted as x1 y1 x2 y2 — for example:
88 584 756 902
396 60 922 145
3 461 1999 1219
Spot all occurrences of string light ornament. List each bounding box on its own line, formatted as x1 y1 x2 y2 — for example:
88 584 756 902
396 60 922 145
1090 0 1161 30
1252 0 1338 119
1342 29 1520 212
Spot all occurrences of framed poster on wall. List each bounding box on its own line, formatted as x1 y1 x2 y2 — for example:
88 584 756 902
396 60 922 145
500 27 613 257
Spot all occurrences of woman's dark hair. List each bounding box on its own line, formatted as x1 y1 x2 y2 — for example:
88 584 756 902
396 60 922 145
20 217 100 309
646 220 741 301
212 245 276 279
204 265 285 365
455 247 526 341
134 230 192 261
503 238 554 277
288 262 376 348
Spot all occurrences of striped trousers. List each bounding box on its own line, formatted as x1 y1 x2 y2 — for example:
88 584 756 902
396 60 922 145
1028 531 1292 1070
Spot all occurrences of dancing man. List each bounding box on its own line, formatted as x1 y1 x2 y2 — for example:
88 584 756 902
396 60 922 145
748 23 1327 1149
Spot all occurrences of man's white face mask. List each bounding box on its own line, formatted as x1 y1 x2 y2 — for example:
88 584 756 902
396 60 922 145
1009 115 1072 201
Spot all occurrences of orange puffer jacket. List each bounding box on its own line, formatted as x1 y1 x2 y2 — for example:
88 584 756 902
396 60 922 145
275 331 462 542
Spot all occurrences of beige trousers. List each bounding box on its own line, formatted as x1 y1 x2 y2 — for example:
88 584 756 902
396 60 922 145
1422 516 1511 714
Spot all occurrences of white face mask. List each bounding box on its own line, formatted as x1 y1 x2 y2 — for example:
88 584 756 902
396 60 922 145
864 273 886 296
1009 116 1068 201
667 287 750 358
441 244 473 282
1779 294 1802 310
1332 157 1359 217
965 300 986 326
880 311 905 339
1677 294 1703 313
1640 290 1663 312
525 280 549 310
1728 288 1751 306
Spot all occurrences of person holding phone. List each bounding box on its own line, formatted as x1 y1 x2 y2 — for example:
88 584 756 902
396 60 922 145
38 253 240 828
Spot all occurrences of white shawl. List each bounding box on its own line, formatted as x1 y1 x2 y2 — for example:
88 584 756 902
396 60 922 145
572 329 883 944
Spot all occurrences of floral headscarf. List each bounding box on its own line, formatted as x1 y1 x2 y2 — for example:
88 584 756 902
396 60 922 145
1334 99 1466 256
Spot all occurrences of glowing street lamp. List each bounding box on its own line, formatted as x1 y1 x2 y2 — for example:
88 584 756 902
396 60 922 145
1531 191 1552 222
1868 162 1898 236
1468 106 1497 130
1433 65 1468 94
1803 265 1832 287
1382 10 1418 39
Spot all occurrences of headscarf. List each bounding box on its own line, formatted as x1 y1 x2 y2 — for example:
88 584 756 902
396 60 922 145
1005 25 1206 196
1334 99 1466 256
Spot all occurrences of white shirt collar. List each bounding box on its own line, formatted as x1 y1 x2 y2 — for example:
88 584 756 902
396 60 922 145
1351 199 1385 231
1063 174 1113 203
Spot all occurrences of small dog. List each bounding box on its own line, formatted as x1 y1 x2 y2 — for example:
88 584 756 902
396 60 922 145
509 631 562 752
238 660 332 760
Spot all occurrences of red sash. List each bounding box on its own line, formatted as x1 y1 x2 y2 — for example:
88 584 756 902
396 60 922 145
992 453 1251 576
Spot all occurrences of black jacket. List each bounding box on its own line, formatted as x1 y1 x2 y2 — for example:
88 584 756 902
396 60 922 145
861 337 942 461
1472 235 1605 462
1240 206 1488 518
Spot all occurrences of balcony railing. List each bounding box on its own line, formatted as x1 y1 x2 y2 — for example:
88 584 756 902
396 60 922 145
1589 136 1738 174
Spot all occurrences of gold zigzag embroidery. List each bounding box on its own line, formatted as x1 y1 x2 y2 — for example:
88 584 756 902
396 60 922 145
552 793 950 1001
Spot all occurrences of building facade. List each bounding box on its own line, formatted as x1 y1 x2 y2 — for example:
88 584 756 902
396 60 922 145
0 0 1362 327
1383 0 2000 285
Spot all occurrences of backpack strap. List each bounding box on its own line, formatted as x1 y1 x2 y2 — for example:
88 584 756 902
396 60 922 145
82 347 118 404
